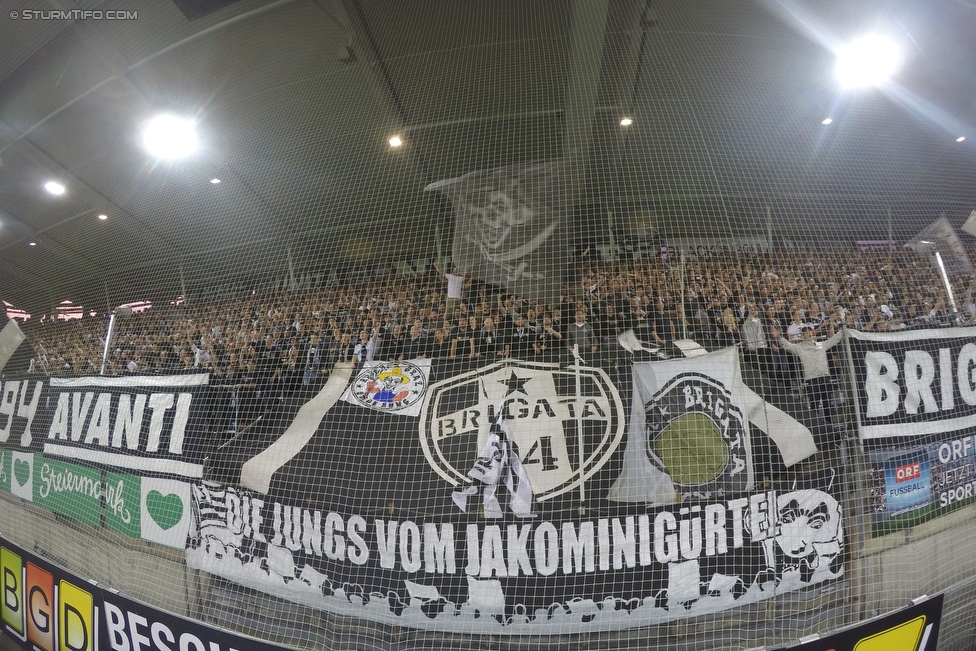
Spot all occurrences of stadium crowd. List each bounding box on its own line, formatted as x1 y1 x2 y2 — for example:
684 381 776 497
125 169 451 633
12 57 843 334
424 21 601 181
17 244 976 398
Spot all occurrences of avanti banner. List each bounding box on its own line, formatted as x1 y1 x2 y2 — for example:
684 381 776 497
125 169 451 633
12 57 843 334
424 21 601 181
41 374 212 479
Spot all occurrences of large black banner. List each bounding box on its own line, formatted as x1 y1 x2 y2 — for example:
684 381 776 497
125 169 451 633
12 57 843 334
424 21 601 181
0 374 213 479
192 358 844 634
847 327 976 441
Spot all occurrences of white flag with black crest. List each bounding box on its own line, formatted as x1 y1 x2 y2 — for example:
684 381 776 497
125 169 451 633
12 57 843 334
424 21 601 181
452 405 535 518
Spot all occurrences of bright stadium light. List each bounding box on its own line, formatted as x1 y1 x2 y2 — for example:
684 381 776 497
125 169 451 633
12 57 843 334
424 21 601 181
821 118 833 125
835 35 901 88
44 181 65 195
141 114 198 159
620 117 633 126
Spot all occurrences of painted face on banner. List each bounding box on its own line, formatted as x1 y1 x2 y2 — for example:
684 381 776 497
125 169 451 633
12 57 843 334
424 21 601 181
774 489 843 564
466 189 534 251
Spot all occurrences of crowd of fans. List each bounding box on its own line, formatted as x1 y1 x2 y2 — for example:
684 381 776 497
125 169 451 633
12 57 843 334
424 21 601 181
17 244 976 401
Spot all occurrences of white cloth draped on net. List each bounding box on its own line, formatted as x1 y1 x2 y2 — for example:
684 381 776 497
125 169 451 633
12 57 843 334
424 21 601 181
452 404 536 518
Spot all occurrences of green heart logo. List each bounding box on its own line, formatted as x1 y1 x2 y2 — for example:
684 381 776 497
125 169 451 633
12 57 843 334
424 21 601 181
146 491 183 530
13 459 30 487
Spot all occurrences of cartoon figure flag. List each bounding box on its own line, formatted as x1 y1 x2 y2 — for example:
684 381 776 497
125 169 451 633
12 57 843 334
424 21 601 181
342 359 431 417
452 406 535 518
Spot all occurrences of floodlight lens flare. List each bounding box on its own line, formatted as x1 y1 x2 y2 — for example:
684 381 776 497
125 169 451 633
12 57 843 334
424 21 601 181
142 114 198 159
44 181 65 195
388 136 402 147
835 35 901 88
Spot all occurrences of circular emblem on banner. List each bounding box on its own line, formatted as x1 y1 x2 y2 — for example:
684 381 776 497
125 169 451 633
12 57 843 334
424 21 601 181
645 373 748 492
419 360 626 501
350 361 427 412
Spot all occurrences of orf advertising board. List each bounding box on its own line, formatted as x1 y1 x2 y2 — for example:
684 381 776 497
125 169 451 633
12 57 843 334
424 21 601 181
847 327 976 534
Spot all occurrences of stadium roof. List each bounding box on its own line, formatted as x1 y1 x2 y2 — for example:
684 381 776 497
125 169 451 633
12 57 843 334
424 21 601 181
0 0 975 314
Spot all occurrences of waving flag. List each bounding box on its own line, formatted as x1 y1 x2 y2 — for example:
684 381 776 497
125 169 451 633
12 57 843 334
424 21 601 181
425 160 572 304
452 404 535 518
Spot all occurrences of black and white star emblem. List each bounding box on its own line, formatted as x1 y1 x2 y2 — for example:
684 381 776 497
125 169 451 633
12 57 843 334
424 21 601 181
500 371 530 396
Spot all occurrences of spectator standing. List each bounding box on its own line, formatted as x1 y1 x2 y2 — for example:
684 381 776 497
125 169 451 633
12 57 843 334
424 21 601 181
566 309 598 363
773 323 843 424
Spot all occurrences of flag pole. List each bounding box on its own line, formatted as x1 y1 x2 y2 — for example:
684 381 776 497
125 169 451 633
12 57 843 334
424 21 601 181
573 343 586 513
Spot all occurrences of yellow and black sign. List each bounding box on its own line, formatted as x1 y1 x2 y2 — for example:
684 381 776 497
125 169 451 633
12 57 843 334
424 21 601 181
792 594 942 651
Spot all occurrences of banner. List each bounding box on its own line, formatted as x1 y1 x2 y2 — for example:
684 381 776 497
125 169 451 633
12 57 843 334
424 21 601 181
188 475 843 634
194 358 842 634
40 374 212 478
790 593 941 651
608 347 817 505
0 451 191 548
0 374 207 549
0 535 293 651
846 327 976 441
866 432 976 535
425 160 572 304
341 358 431 417
904 216 972 276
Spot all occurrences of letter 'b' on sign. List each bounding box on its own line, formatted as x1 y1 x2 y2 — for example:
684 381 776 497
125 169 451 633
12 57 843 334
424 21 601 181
1 547 24 635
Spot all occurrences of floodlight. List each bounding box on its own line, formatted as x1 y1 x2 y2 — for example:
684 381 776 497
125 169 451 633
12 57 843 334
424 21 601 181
97 214 108 220
620 117 633 126
44 181 65 195
142 114 198 159
835 35 901 88
388 136 403 148
821 118 833 125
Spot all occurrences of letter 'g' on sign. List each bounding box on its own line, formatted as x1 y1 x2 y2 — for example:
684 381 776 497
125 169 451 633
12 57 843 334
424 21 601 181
27 563 54 651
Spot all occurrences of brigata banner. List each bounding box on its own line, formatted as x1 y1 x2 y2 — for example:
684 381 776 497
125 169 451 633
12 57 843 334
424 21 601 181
847 327 976 441
0 535 292 651
609 347 818 505
196 358 843 634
